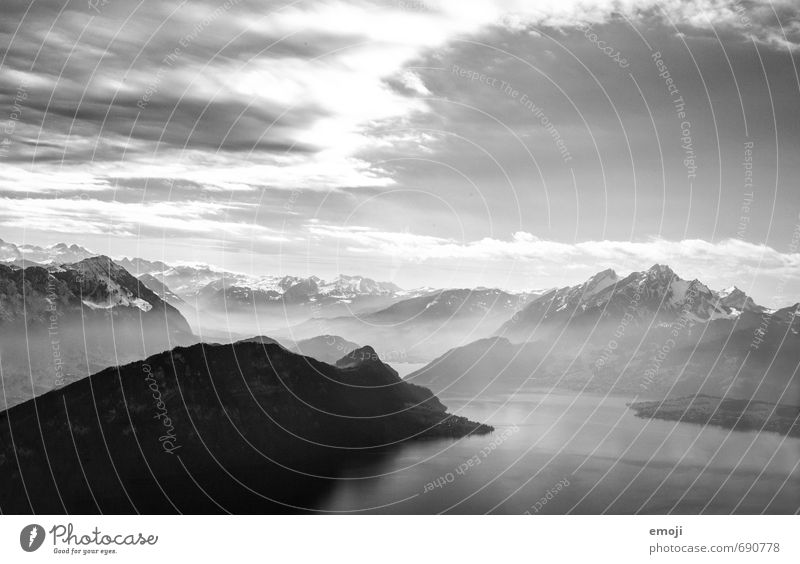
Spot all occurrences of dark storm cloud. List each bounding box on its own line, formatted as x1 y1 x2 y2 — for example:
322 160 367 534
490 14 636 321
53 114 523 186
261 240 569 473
0 0 362 166
351 14 800 249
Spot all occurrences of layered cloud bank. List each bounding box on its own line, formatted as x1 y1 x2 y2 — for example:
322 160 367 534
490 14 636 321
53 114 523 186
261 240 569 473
2 0 797 191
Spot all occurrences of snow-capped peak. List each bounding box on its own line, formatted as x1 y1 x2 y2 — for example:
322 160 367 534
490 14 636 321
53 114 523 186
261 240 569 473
581 268 619 300
67 257 155 312
0 239 95 264
317 274 402 297
717 285 762 314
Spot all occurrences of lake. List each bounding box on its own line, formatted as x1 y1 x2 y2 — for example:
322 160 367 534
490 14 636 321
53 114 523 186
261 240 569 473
393 362 431 378
313 390 800 514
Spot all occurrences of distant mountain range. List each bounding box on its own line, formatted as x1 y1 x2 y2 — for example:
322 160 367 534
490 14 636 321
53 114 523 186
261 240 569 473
1 238 797 514
410 265 800 406
3 237 797 412
0 238 95 265
137 265 437 337
282 287 545 362
0 340 490 513
118 256 409 304
290 335 360 364
499 264 767 343
0 239 416 309
0 256 195 409
0 238 544 358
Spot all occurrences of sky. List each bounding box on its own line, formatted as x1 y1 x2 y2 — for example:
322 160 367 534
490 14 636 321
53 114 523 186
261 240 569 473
1 0 800 306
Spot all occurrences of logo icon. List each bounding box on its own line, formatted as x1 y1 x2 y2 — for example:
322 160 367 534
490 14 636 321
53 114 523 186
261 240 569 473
20 524 45 552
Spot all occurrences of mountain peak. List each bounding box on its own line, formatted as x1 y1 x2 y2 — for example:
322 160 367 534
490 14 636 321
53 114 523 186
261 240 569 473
72 255 122 271
582 268 619 298
0 238 96 264
718 285 762 313
335 345 382 369
720 285 741 298
239 335 283 347
646 264 677 278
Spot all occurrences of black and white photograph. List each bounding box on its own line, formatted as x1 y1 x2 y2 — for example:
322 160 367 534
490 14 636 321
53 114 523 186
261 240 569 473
0 0 799 558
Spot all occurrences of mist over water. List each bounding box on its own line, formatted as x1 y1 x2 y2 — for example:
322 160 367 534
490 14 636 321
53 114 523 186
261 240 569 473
316 391 800 514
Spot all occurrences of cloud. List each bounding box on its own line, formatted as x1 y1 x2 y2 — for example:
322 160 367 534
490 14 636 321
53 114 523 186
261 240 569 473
0 167 113 194
0 197 287 242
306 223 800 282
2 0 798 198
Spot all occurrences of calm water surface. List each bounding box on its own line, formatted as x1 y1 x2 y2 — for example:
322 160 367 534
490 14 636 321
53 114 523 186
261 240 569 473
315 390 800 514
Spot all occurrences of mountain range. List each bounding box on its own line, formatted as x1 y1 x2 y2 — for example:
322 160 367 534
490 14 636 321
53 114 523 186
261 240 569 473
0 240 419 315
0 256 195 409
498 264 766 343
1 238 797 513
117 255 436 335
282 287 544 362
0 238 95 265
289 335 360 364
0 340 490 513
0 238 543 360
2 237 797 413
410 265 799 406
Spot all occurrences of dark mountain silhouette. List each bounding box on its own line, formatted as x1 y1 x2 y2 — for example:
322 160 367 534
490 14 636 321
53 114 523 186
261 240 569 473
240 335 284 346
0 257 196 409
0 340 491 513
